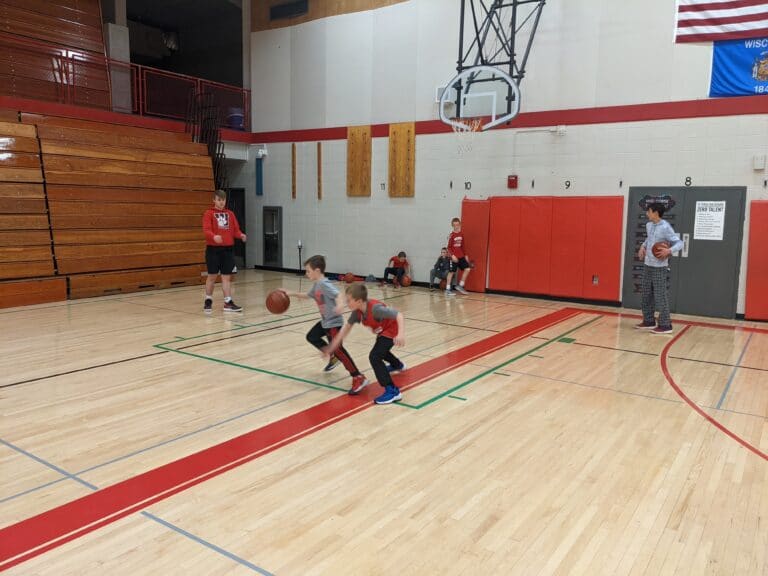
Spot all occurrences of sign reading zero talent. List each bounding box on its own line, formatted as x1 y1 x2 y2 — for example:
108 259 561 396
694 201 726 241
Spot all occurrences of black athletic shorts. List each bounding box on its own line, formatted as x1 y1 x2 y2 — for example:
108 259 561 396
206 245 236 275
449 256 470 272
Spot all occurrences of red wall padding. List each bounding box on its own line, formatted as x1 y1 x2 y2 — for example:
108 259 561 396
582 196 624 301
517 197 552 294
485 195 624 301
460 198 490 293
745 201 768 320
550 197 586 298
488 197 521 291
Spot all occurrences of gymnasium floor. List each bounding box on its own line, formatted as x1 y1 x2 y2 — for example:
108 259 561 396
1 269 766 575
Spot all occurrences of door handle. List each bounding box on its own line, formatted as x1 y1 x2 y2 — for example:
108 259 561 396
681 233 690 258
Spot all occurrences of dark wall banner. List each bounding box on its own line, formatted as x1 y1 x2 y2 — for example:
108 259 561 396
710 37 768 97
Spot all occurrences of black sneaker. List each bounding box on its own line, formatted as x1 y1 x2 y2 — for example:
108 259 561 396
203 299 213 314
223 300 243 313
323 357 341 372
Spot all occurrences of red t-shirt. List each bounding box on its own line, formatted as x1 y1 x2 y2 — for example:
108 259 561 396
447 230 466 258
203 208 244 247
389 256 409 269
348 299 399 339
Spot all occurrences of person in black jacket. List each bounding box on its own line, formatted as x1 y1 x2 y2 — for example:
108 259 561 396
429 247 454 291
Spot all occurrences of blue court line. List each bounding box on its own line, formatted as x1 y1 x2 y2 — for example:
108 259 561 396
141 512 274 575
0 438 97 491
1 390 315 503
716 333 753 410
2 438 278 574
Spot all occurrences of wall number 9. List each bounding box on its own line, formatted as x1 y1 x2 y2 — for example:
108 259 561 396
565 180 571 189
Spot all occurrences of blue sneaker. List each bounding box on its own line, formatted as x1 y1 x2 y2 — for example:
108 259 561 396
375 386 402 405
386 362 407 374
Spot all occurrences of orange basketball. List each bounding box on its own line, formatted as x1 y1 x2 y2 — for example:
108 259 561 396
652 241 670 259
344 272 355 283
265 290 290 314
401 275 412 287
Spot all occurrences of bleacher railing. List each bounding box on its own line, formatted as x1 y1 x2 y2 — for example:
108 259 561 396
0 31 251 131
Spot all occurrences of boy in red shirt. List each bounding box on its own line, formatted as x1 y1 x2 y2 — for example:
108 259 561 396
382 251 410 287
202 189 247 313
324 283 406 405
445 217 471 295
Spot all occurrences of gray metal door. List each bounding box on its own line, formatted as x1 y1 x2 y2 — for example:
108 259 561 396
263 206 282 267
623 187 745 319
674 187 745 318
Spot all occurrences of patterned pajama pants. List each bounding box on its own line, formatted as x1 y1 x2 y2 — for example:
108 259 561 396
641 265 672 328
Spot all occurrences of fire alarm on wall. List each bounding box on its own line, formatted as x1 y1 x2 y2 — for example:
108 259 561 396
507 175 518 189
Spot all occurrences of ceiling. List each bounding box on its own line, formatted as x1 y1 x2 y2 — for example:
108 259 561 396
127 0 241 31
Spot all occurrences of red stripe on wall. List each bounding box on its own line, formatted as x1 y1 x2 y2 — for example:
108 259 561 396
246 96 768 143
0 307 580 571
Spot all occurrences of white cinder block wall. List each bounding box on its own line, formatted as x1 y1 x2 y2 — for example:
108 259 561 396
228 0 768 314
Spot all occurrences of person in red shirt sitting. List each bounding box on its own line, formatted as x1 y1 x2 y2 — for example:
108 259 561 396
382 251 410 287
202 189 247 313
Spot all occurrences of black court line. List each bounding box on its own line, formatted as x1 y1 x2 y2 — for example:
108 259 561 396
1 351 168 389
559 338 768 372
407 291 557 310
570 341 658 357
1 318 317 389
0 279 273 316
668 355 768 373
403 316 500 332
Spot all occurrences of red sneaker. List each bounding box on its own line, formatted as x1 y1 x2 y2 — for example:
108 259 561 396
635 322 656 330
348 375 370 395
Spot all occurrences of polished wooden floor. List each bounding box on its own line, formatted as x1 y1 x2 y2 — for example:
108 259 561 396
1 270 766 575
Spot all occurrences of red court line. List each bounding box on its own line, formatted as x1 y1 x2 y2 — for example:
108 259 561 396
0 307 580 571
660 326 767 462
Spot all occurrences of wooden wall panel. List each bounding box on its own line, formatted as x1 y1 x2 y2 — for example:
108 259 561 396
388 122 415 198
68 265 205 299
317 142 322 200
292 142 297 200
0 277 66 308
347 126 371 197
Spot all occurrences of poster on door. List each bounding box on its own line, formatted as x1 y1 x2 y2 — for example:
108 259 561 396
694 201 726 241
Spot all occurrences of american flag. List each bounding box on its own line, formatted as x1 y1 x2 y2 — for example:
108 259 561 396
676 0 768 43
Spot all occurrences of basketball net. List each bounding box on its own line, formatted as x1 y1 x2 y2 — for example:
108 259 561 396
452 117 482 156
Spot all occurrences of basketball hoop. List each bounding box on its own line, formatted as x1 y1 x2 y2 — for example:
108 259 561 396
452 117 482 156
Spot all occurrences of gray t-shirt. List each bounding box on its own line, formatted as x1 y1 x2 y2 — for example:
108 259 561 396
308 277 343 329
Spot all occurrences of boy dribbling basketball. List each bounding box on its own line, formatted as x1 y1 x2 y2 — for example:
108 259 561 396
282 255 369 395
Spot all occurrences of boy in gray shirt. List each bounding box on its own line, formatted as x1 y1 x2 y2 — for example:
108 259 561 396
282 255 369 394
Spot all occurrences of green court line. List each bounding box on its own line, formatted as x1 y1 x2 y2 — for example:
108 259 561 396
397 315 602 410
558 337 576 344
529 354 545 359
448 395 467 401
154 343 348 393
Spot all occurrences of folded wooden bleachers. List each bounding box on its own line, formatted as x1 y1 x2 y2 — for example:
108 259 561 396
0 0 110 108
0 114 66 306
19 114 213 299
